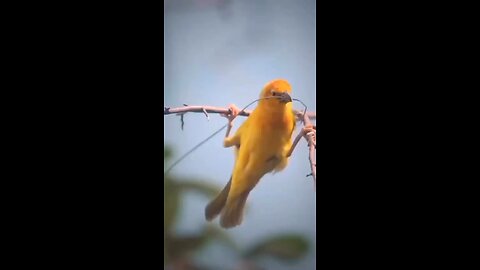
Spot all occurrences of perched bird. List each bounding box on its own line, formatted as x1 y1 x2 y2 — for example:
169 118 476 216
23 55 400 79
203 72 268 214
205 79 296 228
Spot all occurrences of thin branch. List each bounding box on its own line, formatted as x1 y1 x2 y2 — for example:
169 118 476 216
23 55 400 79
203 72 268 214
306 130 316 189
164 105 316 120
302 112 317 189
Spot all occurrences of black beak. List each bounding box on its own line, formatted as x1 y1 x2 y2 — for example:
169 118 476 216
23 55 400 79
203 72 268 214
278 92 292 103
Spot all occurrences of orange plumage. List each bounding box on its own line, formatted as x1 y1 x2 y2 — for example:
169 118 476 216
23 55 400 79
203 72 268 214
205 79 296 228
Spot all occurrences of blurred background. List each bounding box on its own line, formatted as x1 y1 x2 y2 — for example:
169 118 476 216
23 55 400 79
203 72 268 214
164 0 316 269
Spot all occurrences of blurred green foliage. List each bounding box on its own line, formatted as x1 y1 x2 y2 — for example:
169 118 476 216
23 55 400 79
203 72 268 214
244 235 309 262
164 146 310 270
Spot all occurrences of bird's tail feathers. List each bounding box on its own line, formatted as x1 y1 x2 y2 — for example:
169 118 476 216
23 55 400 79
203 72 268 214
205 177 232 221
220 191 249 228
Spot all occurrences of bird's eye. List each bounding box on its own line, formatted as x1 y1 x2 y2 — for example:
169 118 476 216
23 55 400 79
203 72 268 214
271 91 277 96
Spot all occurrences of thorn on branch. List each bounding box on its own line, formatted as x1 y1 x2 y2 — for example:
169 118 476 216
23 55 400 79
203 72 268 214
180 114 185 130
202 107 210 120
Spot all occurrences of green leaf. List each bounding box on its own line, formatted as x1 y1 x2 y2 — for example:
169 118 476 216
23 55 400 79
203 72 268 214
164 146 173 161
164 179 180 233
163 175 221 234
203 225 239 252
244 234 310 262
176 180 221 198
166 234 209 261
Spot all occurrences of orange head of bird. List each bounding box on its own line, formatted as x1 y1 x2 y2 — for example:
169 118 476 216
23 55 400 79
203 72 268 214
259 79 293 105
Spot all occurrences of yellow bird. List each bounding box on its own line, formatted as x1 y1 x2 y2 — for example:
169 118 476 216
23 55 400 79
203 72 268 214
205 79 296 228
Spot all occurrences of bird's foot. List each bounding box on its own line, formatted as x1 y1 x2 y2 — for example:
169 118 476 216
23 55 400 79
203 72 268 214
221 104 240 126
302 125 315 136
